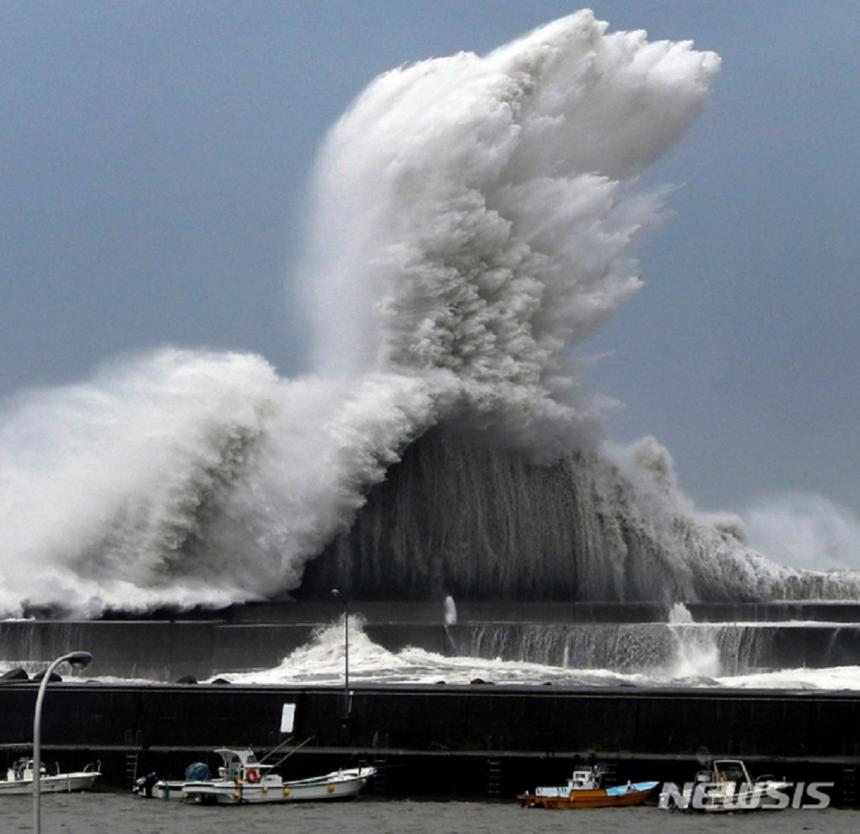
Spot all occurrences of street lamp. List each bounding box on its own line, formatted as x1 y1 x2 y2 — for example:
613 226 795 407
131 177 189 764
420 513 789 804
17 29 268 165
330 589 350 721
33 651 92 834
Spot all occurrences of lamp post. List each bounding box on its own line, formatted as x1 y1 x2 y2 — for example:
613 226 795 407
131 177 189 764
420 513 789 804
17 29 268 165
330 589 349 721
33 651 92 834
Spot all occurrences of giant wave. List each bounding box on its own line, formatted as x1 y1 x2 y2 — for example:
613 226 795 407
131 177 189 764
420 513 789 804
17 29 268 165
1 11 857 616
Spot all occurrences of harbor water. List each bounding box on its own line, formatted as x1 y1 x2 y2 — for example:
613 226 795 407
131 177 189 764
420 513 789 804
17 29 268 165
3 795 860 834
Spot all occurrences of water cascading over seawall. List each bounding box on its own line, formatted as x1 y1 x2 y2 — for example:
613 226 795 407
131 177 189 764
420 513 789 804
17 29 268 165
300 429 682 600
299 428 857 603
448 622 860 676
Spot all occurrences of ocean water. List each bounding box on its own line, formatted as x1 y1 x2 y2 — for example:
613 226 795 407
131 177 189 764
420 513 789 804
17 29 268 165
3 794 859 834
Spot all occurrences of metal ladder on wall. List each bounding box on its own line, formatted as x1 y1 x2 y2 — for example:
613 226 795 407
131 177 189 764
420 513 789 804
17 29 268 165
371 755 388 792
124 750 140 785
123 729 143 786
487 757 503 798
842 765 857 806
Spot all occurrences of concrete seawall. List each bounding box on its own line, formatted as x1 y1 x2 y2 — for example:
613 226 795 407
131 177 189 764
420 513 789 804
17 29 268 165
4 681 859 758
1 682 859 801
0 620 446 680
3 613 860 680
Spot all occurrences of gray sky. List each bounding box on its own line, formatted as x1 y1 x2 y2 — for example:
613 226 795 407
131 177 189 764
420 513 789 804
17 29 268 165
2 1 859 517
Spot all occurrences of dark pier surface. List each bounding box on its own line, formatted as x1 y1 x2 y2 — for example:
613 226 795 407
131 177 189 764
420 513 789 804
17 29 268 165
1 681 859 803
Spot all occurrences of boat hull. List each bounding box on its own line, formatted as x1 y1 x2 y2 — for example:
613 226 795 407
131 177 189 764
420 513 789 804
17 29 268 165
518 782 657 809
182 769 374 804
0 772 100 796
136 780 187 801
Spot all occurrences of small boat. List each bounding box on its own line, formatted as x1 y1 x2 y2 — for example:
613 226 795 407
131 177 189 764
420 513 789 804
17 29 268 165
140 748 375 804
659 758 791 812
0 758 100 795
518 764 658 809
132 774 189 801
132 760 212 801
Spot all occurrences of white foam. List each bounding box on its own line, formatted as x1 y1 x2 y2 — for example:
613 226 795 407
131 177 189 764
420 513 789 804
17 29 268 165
212 617 860 691
716 666 860 691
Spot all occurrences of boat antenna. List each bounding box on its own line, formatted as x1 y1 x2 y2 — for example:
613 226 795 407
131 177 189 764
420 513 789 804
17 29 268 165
256 735 296 766
268 735 315 772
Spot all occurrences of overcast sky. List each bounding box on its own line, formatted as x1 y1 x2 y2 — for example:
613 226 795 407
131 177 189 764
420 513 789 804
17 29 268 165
2 1 858 519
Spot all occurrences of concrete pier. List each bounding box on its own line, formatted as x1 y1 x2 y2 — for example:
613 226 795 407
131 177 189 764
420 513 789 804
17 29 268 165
0 681 858 802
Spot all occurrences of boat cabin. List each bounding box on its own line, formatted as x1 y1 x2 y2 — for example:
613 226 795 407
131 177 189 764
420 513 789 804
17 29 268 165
5 759 47 782
712 759 753 788
569 768 603 790
534 765 605 797
213 748 261 782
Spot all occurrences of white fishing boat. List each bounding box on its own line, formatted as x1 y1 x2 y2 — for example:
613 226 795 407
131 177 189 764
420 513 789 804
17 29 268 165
140 747 375 804
660 759 791 812
0 758 100 795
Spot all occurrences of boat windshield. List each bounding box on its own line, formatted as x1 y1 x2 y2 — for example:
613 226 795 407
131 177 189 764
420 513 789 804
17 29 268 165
714 763 748 784
570 770 600 789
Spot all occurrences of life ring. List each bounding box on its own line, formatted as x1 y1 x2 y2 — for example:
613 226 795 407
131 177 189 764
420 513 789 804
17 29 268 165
283 787 292 797
327 783 336 794
246 768 261 784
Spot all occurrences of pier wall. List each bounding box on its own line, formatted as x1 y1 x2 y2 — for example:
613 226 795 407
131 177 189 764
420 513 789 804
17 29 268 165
0 682 859 801
1 681 859 759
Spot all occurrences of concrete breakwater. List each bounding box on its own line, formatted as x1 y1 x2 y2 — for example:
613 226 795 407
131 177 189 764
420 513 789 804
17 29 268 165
3 620 860 680
0 681 859 803
454 622 860 675
3 601 860 680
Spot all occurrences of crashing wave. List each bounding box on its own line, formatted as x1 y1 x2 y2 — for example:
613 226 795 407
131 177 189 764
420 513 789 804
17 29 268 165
0 11 856 615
